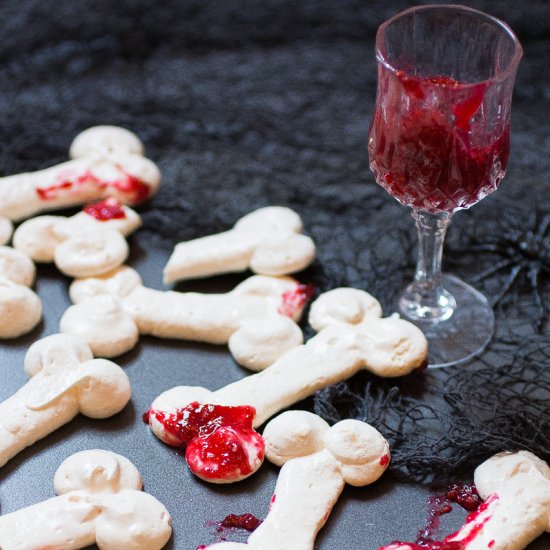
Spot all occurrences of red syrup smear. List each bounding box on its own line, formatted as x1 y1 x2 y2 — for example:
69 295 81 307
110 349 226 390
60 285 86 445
36 168 151 203
369 71 508 213
83 197 126 220
380 454 390 467
379 483 486 550
278 283 315 318
147 402 265 482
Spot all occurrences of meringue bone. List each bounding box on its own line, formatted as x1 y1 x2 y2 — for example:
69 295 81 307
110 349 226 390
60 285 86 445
445 450 550 550
163 206 316 283
148 287 426 479
61 266 306 369
0 334 131 468
0 449 172 550
0 246 42 338
206 411 389 550
0 125 160 222
13 201 141 278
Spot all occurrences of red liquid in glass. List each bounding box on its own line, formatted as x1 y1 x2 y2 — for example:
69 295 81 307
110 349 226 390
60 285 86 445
369 71 510 213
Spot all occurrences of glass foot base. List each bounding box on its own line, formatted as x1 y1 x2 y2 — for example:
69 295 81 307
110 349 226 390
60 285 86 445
398 274 494 368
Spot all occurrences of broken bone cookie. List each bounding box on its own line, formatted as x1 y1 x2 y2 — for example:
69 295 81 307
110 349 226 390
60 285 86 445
146 288 426 483
61 266 309 369
13 198 142 277
0 125 161 222
380 450 550 550
163 206 316 283
0 246 42 338
0 449 172 550
203 411 389 550
0 333 131 467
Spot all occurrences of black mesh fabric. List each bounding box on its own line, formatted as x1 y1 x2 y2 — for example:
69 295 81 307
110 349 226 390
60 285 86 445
1 0 549 483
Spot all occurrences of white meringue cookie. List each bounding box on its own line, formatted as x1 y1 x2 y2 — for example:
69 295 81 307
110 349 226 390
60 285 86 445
13 201 141 278
63 268 309 368
163 206 316 283
0 334 131 468
0 449 172 550
0 126 160 222
0 246 42 338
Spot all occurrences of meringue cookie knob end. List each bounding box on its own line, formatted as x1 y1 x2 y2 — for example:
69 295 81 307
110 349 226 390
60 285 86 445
234 206 305 233
76 358 132 418
309 287 383 331
54 449 142 494
24 333 93 377
356 317 428 377
249 232 316 276
60 294 139 358
324 419 390 486
263 410 330 466
228 315 304 371
0 279 42 338
69 126 145 158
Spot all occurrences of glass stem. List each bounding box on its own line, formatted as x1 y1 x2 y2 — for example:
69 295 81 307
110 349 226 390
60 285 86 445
399 209 456 322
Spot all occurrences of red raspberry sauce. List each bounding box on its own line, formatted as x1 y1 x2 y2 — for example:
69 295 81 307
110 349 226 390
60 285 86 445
220 513 262 531
83 198 126 220
147 402 265 482
369 71 509 213
36 168 150 203
278 283 315 318
380 454 390 467
379 488 494 550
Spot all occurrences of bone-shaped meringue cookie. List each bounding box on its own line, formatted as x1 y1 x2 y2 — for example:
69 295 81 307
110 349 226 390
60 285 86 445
0 125 160 222
163 206 316 283
13 198 142 277
61 265 308 368
203 411 390 550
380 450 550 550
0 333 131 467
0 245 42 338
0 449 172 549
449 450 550 550
146 288 426 483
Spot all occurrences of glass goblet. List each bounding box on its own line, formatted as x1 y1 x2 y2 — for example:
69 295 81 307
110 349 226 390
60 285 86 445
368 5 523 367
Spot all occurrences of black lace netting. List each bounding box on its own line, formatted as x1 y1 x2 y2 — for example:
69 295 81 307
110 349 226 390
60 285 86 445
1 0 549 483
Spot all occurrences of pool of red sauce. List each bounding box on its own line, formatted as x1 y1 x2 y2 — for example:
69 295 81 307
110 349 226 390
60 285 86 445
145 402 265 482
36 168 150 203
220 513 262 531
379 483 489 550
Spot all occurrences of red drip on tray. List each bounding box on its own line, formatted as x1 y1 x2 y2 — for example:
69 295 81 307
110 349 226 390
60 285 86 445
220 513 262 532
379 483 488 550
148 402 265 482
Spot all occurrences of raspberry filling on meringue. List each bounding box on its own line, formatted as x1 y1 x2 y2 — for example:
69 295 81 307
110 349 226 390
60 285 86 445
278 283 315 318
146 402 265 482
83 197 126 220
36 168 150 203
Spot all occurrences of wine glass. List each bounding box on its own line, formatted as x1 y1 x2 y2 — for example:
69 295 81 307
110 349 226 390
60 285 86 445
368 5 522 367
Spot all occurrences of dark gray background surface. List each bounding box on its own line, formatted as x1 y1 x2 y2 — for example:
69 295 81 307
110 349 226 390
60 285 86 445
0 0 549 548
0 246 547 549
